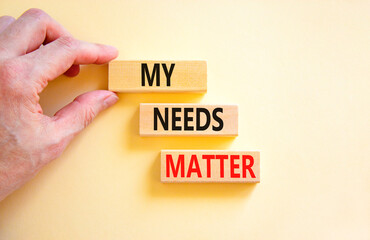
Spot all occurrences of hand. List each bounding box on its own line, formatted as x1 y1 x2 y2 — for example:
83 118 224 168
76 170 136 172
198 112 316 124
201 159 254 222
0 9 119 201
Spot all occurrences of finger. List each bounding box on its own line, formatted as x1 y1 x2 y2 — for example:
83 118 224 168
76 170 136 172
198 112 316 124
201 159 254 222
0 8 71 58
53 90 118 141
21 36 118 91
64 64 80 77
0 16 15 33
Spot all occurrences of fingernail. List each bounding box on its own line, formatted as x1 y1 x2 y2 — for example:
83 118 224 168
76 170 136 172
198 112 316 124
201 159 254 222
106 45 119 59
107 45 118 50
103 93 119 107
106 45 118 53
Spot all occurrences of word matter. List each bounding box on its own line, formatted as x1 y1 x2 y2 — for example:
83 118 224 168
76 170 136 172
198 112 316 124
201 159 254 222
140 103 238 136
109 60 207 92
161 150 260 183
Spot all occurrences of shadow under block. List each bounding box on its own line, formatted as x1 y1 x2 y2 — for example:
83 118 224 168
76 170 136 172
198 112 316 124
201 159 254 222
161 150 260 183
108 60 207 92
139 103 238 136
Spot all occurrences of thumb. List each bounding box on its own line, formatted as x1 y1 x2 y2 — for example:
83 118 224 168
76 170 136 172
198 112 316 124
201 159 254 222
53 90 118 140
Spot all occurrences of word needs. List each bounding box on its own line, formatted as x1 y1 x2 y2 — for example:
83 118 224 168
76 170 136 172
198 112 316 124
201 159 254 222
140 104 238 136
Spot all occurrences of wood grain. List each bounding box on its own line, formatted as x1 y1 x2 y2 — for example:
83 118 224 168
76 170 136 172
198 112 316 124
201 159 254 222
140 103 238 136
161 150 260 183
109 60 207 92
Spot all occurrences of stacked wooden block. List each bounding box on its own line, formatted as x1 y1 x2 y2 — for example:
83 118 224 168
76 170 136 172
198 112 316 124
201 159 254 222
109 61 260 183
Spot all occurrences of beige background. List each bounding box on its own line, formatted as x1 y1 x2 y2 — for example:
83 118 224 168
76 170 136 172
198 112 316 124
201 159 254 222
0 0 369 239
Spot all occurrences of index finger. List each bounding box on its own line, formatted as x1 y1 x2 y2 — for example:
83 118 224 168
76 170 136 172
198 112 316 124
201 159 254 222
0 8 71 58
0 16 15 33
21 36 118 93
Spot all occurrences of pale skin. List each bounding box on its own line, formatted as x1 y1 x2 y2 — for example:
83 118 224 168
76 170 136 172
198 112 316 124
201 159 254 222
0 9 119 201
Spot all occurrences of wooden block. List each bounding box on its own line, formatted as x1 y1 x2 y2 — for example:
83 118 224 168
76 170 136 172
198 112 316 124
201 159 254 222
161 150 260 183
140 104 238 136
109 60 207 92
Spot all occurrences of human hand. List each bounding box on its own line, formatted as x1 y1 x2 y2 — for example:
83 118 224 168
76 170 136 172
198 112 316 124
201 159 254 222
0 9 119 201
